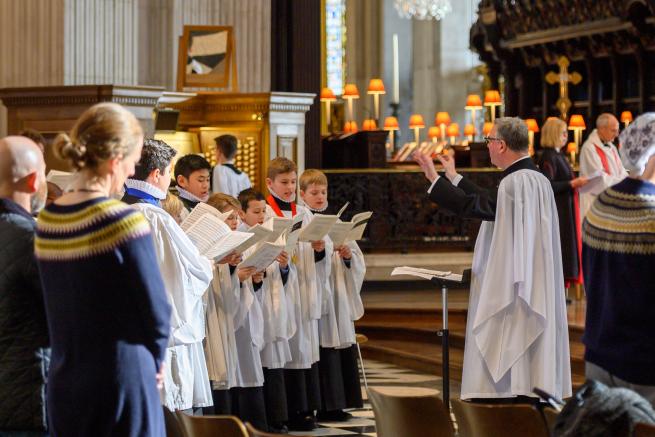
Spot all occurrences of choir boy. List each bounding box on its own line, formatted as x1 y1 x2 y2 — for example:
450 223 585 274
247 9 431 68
299 169 366 421
238 188 295 433
122 139 214 414
212 134 252 196
204 193 268 431
264 157 324 431
174 154 212 212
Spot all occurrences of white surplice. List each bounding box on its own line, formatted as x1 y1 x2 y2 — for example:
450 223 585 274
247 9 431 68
579 129 628 217
265 204 323 368
233 276 265 388
328 241 366 348
237 223 296 369
132 202 214 411
460 169 572 400
204 264 239 390
212 162 252 197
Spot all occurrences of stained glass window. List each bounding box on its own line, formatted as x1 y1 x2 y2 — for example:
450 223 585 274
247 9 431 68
326 0 345 96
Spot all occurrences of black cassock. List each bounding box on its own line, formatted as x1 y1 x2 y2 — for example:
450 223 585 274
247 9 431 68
536 148 581 283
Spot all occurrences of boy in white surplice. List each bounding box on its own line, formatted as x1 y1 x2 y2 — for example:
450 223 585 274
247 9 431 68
122 139 214 413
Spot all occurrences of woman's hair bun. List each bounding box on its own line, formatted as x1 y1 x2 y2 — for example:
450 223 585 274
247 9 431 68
53 133 87 169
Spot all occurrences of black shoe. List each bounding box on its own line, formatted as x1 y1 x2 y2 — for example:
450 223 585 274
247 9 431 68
268 422 289 434
287 413 317 431
316 409 353 422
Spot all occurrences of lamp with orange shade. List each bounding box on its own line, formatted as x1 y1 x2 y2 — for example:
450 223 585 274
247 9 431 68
344 120 358 134
428 126 440 142
567 142 578 164
620 111 633 128
320 87 337 132
464 124 476 142
367 78 386 123
465 94 483 127
568 114 586 149
384 116 399 154
362 119 377 131
343 84 360 122
525 118 539 156
435 112 451 141
447 123 460 145
483 90 502 122
483 122 493 136
409 114 425 145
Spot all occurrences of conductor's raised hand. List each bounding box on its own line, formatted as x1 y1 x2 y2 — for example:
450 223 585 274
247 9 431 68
413 150 438 183
436 153 457 180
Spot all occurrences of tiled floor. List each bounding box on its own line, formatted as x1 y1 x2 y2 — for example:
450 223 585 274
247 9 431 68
289 359 459 437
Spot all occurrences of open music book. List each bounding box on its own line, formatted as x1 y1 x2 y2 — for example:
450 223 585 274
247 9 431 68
46 170 75 190
180 202 232 232
299 214 339 242
578 170 605 195
185 213 254 261
391 266 463 282
262 214 304 243
239 241 285 271
328 211 373 247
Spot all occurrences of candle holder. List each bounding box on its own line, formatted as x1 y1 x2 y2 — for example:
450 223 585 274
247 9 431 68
465 95 483 137
435 112 451 142
409 114 425 146
343 84 360 122
525 118 539 156
320 87 337 134
483 90 502 123
367 79 385 125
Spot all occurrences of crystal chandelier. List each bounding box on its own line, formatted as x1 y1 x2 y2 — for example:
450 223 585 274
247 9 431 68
394 0 452 21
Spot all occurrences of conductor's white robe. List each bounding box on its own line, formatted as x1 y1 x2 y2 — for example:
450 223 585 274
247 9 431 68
132 202 214 411
460 169 572 400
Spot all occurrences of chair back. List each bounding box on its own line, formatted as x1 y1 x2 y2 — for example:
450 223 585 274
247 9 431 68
163 407 185 437
175 411 249 437
542 407 559 434
368 386 454 437
245 421 310 437
635 422 655 437
451 399 549 437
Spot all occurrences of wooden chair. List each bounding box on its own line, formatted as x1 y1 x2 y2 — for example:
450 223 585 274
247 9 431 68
175 411 248 437
635 422 655 437
368 386 454 437
163 407 185 437
355 333 369 391
542 407 559 434
451 399 549 437
245 421 310 437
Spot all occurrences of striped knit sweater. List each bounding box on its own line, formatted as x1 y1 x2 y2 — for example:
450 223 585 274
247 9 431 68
582 177 655 385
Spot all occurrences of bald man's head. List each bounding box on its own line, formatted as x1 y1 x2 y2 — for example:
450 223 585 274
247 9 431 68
0 136 47 213
596 113 620 143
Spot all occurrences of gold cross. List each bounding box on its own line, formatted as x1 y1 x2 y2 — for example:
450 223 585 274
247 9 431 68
545 56 582 120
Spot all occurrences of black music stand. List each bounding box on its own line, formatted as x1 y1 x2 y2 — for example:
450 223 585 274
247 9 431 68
430 268 471 407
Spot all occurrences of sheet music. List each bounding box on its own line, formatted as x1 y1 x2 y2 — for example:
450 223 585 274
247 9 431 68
205 231 254 261
299 214 338 242
346 211 373 242
337 202 350 217
180 203 231 232
327 221 353 247
391 266 463 282
185 214 231 253
230 224 272 255
46 170 75 191
239 241 285 271
578 170 605 195
284 218 304 255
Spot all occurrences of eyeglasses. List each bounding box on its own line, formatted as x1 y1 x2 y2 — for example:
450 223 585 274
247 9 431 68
483 136 504 144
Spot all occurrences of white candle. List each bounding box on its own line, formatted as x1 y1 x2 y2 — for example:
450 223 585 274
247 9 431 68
392 34 399 104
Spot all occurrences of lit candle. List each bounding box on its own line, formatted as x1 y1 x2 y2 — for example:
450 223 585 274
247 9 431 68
392 34 399 104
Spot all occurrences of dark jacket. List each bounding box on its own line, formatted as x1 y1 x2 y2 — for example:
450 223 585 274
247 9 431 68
0 198 50 431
